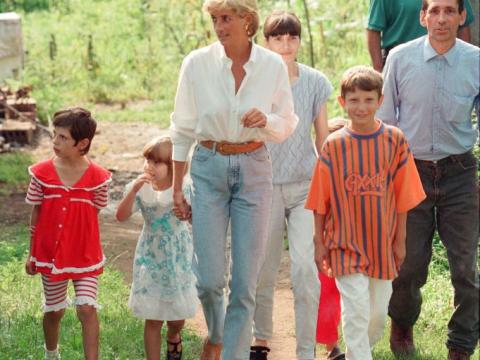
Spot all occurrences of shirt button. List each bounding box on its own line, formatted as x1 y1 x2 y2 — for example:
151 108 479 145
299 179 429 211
62 207 66 211
58 224 63 228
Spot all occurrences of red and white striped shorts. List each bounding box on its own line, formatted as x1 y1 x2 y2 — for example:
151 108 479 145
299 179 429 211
41 274 99 312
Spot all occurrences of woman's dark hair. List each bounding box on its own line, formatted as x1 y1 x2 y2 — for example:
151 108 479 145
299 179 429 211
263 10 301 39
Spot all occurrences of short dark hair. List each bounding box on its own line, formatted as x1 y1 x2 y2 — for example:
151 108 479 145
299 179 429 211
422 0 464 12
340 66 383 99
263 10 301 39
52 107 97 154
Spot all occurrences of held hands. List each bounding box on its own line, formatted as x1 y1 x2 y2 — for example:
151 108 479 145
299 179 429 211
172 190 191 221
241 108 267 129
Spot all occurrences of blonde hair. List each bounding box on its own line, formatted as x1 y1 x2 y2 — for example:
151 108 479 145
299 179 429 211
203 0 259 37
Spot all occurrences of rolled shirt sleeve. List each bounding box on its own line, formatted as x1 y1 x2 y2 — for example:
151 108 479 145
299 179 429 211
377 54 399 126
170 55 197 162
263 61 298 143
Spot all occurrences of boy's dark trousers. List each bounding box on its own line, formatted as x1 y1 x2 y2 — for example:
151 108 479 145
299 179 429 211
388 151 479 354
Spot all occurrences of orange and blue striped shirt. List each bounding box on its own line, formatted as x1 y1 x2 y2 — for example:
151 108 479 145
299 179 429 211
305 121 425 280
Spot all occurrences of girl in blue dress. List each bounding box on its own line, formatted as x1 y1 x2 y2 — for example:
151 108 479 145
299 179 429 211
117 136 196 360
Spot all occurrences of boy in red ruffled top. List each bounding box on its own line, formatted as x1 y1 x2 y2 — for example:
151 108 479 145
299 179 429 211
25 107 111 360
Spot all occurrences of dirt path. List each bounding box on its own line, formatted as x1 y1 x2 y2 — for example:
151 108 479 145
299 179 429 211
4 121 332 359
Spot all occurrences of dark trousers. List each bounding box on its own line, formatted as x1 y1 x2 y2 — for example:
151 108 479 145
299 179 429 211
388 151 479 353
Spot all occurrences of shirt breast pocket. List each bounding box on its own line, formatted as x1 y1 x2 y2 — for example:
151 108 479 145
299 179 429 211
448 94 475 124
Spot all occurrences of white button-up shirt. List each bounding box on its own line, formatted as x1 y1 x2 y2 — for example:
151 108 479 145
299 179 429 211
170 41 299 161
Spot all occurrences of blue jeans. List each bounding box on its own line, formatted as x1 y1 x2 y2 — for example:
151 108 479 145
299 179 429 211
388 151 479 353
190 144 273 360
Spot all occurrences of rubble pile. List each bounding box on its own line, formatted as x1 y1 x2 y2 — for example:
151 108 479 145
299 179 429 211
0 85 37 148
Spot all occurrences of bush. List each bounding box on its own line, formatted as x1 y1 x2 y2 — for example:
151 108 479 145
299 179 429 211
0 152 32 194
0 0 50 13
16 0 369 123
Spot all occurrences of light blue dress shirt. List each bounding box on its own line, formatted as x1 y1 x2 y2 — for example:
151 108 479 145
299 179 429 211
377 36 479 161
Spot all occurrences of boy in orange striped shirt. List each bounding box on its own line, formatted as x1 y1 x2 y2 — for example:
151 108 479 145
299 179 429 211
305 66 425 360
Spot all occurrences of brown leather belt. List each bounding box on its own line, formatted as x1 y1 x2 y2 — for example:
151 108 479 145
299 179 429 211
414 150 474 166
200 140 264 156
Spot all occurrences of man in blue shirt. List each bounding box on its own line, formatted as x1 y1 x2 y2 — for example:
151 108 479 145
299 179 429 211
377 0 479 358
366 0 475 71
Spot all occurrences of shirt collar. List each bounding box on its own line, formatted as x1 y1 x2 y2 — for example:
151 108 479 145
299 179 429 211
218 41 258 67
423 36 459 66
218 42 230 64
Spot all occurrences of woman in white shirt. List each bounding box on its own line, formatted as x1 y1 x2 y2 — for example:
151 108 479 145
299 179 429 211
170 1 298 359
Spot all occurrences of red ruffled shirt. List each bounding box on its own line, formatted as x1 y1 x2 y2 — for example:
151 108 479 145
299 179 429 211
26 159 111 281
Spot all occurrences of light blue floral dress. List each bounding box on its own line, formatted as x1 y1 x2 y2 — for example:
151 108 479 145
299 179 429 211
126 181 197 320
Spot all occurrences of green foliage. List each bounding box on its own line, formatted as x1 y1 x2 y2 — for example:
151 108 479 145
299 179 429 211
431 233 450 273
264 0 370 116
372 273 479 359
0 215 478 358
0 152 32 193
0 224 203 359
92 98 172 127
0 225 30 263
0 0 50 13
16 0 370 124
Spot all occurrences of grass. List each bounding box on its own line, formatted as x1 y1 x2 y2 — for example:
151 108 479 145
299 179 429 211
2 224 477 360
0 152 32 194
92 99 173 127
0 155 203 358
1 2 478 354
318 239 478 359
0 136 478 358
371 275 479 359
0 225 203 359
285 228 476 359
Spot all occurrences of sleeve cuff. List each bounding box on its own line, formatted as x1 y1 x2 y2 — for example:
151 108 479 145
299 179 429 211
172 144 192 162
304 202 329 214
366 24 383 32
264 115 275 132
25 199 42 205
